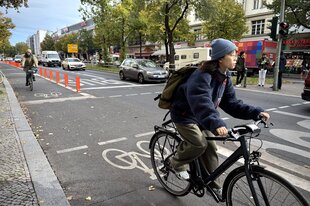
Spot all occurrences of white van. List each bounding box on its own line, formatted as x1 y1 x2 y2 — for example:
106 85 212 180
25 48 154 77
40 51 61 67
163 47 212 70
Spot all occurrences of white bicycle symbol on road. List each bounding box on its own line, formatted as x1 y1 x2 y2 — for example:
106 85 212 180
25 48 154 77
102 140 169 180
34 92 62 98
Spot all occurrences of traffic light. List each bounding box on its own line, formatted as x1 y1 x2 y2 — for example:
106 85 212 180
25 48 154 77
267 16 278 41
279 22 289 38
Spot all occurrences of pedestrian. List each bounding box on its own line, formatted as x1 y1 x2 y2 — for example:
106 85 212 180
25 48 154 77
21 49 38 86
169 38 270 196
235 51 246 87
278 51 286 90
258 53 270 87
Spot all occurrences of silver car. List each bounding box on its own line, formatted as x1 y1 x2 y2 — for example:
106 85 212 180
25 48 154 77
119 59 168 83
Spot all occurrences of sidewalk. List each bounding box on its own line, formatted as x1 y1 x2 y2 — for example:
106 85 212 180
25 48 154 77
0 70 305 205
0 75 69 205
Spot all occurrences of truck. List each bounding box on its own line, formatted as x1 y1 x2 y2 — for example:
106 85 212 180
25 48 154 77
235 40 277 75
39 51 61 67
153 47 212 70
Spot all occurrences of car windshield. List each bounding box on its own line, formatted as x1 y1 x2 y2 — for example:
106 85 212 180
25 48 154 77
15 55 22 59
68 58 81 62
47 54 59 58
137 60 157 68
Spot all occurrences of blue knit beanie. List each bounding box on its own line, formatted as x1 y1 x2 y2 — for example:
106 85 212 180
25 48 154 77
211 38 237 60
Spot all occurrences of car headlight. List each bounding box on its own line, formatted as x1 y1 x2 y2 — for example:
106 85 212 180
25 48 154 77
146 71 153 75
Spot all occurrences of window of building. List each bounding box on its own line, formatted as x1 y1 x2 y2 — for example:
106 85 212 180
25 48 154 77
253 0 259 9
181 55 187 60
261 0 266 8
193 53 199 59
251 20 265 35
175 55 179 60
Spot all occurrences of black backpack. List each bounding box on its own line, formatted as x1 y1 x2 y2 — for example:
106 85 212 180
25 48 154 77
155 66 198 109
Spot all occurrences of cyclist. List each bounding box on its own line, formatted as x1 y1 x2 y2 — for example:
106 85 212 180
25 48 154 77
21 49 38 86
169 38 270 195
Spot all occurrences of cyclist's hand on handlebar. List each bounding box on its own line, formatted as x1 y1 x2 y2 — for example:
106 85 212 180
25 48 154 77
216 127 228 137
259 112 270 122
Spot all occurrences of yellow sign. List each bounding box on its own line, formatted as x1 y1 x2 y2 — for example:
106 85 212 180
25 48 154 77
68 44 78 53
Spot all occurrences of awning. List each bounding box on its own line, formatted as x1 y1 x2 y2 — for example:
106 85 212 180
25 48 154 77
151 49 168 56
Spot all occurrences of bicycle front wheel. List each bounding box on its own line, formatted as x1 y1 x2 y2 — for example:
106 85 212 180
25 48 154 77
150 131 191 196
226 166 308 206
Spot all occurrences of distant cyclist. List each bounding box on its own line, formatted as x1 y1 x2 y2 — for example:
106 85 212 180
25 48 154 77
21 49 38 86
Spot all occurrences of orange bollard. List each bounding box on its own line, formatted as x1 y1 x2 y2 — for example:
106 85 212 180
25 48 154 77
76 76 80 92
39 67 43 76
56 71 60 84
49 70 53 80
64 73 68 87
44 68 47 77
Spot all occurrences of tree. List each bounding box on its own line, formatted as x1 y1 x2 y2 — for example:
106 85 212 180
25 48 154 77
15 42 28 54
41 34 55 51
0 12 15 47
78 29 95 60
0 0 28 10
54 33 78 57
265 0 310 29
145 0 192 68
196 0 248 41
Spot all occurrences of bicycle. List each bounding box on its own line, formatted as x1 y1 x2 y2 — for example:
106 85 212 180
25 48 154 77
149 113 308 206
26 67 37 91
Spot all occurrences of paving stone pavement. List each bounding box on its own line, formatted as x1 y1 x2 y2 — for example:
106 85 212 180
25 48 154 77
0 84 39 206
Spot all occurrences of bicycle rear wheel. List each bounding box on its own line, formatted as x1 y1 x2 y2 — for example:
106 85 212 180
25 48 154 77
150 131 191 196
28 74 33 91
226 166 308 206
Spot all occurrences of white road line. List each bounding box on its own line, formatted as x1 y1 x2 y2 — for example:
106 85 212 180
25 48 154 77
126 94 138 96
56 145 88 154
265 108 277 111
221 117 230 120
140 92 152 95
21 95 95 105
80 80 96 86
291 103 302 106
85 79 109 85
273 110 310 119
155 92 161 94
135 132 155 138
278 106 290 109
80 84 162 91
303 102 310 104
236 87 300 98
98 137 128 145
109 95 122 98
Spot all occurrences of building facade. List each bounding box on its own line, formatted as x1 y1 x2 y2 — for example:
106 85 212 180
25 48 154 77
26 30 49 55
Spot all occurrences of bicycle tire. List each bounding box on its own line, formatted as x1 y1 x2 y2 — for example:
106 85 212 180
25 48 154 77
150 131 191 196
226 166 308 206
29 74 33 91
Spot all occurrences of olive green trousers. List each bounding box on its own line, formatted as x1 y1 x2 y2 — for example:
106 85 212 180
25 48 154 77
170 123 221 189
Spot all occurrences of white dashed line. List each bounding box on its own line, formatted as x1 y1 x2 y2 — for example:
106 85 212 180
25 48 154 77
265 108 277 111
98 137 128 145
278 106 290 109
126 94 138 96
56 145 88 154
135 132 155 138
291 103 302 106
273 110 310 119
140 92 152 95
109 95 122 98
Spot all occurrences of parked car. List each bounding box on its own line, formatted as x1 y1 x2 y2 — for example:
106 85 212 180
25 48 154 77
119 58 168 83
301 71 310 101
5 57 13 61
62 58 86 71
14 55 23 63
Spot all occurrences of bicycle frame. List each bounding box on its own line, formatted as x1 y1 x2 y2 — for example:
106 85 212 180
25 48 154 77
191 135 263 205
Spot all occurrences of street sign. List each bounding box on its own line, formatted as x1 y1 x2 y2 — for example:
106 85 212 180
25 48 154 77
68 44 78 53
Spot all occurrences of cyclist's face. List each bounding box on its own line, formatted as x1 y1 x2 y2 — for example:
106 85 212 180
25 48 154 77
219 51 237 71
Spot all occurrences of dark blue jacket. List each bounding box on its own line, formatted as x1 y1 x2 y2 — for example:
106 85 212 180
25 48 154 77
170 69 264 134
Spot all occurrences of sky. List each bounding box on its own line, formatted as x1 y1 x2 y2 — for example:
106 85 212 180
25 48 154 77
1 0 84 45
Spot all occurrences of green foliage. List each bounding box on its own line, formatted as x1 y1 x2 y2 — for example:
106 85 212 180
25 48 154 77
198 0 247 41
15 42 28 54
54 33 78 54
265 0 310 29
0 12 15 47
0 0 28 10
41 34 55 51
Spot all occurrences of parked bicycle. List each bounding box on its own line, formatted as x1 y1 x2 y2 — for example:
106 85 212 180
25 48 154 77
149 113 308 206
27 67 37 91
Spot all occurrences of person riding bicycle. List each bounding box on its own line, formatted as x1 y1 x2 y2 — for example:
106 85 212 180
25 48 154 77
21 49 38 86
169 38 270 194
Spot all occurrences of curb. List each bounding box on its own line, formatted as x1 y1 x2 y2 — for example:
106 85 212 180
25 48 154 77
3 77 70 206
